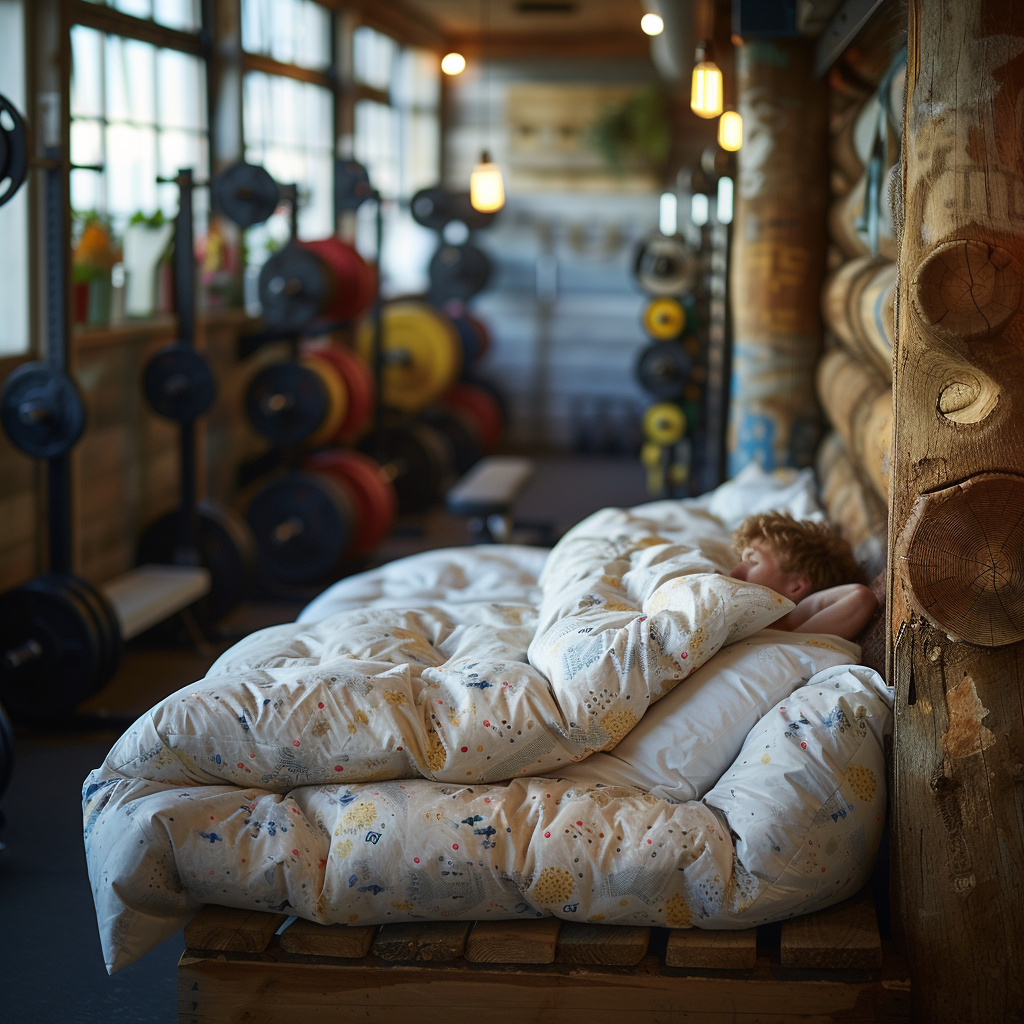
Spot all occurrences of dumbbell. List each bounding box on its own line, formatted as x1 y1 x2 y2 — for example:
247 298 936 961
243 450 398 586
245 346 374 448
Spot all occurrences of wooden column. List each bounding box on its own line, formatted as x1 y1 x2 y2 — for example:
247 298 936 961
727 39 828 475
890 1 1024 1020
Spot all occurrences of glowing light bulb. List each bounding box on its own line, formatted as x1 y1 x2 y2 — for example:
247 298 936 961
441 52 466 75
690 43 723 119
718 109 743 151
470 151 505 213
641 13 664 36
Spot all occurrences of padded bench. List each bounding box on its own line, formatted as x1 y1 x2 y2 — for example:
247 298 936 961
446 456 535 542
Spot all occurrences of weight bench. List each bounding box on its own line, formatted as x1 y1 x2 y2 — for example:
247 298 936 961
446 455 536 543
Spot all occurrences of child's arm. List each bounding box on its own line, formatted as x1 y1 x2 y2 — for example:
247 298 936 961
774 584 878 640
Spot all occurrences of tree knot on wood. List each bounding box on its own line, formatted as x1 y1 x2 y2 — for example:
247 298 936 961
912 239 1021 340
904 473 1024 645
941 675 996 759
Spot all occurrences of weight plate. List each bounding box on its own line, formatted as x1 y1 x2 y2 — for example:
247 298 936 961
335 159 374 211
640 442 662 468
420 405 483 476
245 360 330 446
0 94 29 211
356 302 462 414
211 160 279 228
136 501 256 627
60 574 123 698
448 191 500 231
359 421 456 514
0 361 86 458
427 243 492 304
143 344 217 421
441 382 504 453
411 187 455 231
0 575 106 719
302 355 349 448
635 340 693 401
634 237 697 296
643 402 687 446
258 243 332 329
464 314 492 361
461 374 508 425
448 314 483 366
643 297 687 340
299 237 376 323
244 471 356 585
301 344 375 443
304 449 398 558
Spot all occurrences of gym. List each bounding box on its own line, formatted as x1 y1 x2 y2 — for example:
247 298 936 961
0 1 1019 1022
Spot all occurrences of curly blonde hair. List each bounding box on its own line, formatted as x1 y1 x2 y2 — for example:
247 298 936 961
733 511 864 592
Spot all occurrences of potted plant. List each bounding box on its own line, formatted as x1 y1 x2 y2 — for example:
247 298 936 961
72 212 119 326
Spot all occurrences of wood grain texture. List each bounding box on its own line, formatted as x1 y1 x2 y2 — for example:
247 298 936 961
889 1 1024 1020
182 905 287 953
780 897 882 971
554 923 649 966
372 921 472 962
277 919 376 958
465 918 561 964
665 927 758 969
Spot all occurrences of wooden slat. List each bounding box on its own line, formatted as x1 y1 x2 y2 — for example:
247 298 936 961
554 923 649 966
372 922 472 962
780 898 882 970
277 919 377 959
183 905 288 953
465 918 561 964
665 928 758 970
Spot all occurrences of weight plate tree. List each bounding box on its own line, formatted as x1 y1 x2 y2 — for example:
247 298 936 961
356 302 462 414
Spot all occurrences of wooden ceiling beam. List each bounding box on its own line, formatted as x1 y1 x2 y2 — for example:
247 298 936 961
447 31 652 62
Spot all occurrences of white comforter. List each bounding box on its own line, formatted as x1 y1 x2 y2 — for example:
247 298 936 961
83 467 891 974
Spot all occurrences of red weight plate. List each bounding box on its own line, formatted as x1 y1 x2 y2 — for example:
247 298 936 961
304 448 397 557
303 343 375 443
441 382 504 453
298 237 376 322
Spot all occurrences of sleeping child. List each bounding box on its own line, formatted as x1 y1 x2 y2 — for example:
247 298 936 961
729 511 878 641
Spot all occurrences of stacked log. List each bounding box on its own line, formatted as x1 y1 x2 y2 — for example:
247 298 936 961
815 347 891 501
821 257 896 381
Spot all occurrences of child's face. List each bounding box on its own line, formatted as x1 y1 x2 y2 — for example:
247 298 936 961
730 538 804 600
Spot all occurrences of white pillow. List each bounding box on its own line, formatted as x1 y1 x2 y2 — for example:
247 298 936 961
553 629 860 802
702 464 825 529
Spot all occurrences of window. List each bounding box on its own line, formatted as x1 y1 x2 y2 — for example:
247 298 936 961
241 0 332 71
0 0 28 355
353 27 441 296
70 25 209 233
80 0 203 33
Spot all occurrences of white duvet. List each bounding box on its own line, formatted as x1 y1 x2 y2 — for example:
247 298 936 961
83 467 892 974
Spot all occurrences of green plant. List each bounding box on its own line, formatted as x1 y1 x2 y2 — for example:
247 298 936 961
589 85 671 177
129 209 167 228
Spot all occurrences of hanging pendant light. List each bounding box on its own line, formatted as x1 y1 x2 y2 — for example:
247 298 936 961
691 42 723 119
718 109 743 151
470 150 505 212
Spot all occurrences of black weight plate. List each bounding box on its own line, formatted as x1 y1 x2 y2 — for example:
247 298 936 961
359 421 456 514
211 160 279 228
448 191 499 231
258 244 331 329
420 406 483 477
428 243 492 304
244 472 356 585
143 344 217 421
61 575 122 694
635 340 694 401
335 159 374 211
0 699 14 799
0 95 29 210
411 187 454 231
136 501 256 627
449 314 482 366
245 360 330 446
0 576 105 719
0 361 86 458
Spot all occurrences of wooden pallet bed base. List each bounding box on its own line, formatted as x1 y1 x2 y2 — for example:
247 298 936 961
178 895 911 1024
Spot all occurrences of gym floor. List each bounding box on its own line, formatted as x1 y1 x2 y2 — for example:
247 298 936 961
0 454 647 1023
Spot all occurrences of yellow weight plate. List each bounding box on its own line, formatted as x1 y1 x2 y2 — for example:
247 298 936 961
302 355 349 448
640 442 662 468
357 302 462 414
643 402 687 445
643 297 686 340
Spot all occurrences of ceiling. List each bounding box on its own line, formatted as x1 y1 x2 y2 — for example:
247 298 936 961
397 0 649 39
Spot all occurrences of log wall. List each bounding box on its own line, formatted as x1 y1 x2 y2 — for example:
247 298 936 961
889 1 1024 1019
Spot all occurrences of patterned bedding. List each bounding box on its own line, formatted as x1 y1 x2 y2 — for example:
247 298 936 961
83 467 892 974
